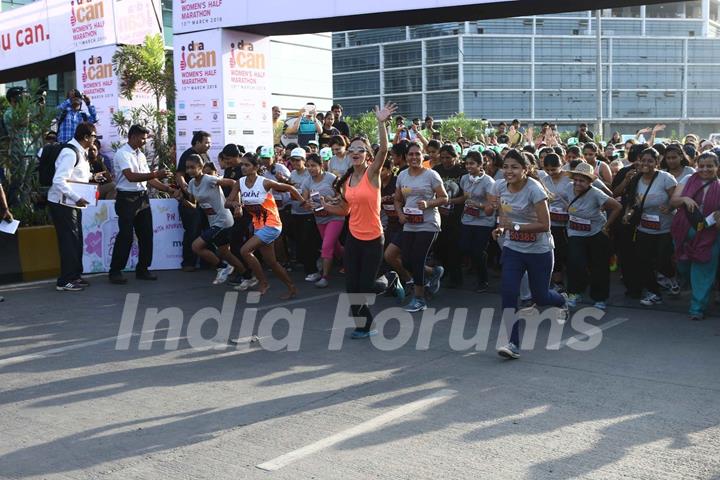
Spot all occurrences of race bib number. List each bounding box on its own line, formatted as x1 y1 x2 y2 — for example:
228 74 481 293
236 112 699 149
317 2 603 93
508 230 537 243
382 204 398 217
640 213 661 230
568 215 592 232
550 206 569 223
464 205 481 217
314 209 329 217
199 202 216 216
244 203 265 217
403 207 424 224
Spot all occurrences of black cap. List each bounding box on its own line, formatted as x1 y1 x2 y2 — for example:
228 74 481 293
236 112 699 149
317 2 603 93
5 86 25 102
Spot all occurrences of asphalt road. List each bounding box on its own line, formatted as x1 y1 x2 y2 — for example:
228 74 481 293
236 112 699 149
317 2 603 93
0 270 718 480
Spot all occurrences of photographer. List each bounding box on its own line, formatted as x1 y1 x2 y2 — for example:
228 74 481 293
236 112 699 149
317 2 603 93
56 89 97 144
285 103 322 148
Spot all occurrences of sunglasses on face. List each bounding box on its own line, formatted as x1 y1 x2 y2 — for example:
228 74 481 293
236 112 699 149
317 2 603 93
347 147 367 154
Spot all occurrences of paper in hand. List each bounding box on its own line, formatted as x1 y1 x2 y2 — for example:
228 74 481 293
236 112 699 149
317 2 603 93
0 219 20 235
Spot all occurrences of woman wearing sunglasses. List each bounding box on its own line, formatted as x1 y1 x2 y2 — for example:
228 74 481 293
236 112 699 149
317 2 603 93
322 103 398 339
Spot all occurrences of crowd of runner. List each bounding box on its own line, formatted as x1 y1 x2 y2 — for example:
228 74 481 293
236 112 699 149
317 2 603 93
5 94 720 359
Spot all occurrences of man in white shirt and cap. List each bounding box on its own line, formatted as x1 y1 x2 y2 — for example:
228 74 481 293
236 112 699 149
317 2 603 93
109 125 175 284
47 122 99 292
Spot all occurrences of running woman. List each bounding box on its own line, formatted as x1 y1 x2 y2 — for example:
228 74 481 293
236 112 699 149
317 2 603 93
541 153 571 292
183 155 246 285
490 149 568 360
564 162 622 310
394 142 449 312
459 150 496 292
225 153 306 299
302 154 344 288
322 102 397 339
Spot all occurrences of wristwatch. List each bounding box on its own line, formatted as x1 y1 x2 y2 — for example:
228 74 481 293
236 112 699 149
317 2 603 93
513 223 521 232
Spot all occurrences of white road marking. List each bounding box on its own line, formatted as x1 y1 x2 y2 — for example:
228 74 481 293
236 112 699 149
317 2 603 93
548 317 629 350
256 388 457 471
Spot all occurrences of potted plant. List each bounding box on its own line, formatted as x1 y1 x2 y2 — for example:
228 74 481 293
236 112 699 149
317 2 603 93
0 80 60 282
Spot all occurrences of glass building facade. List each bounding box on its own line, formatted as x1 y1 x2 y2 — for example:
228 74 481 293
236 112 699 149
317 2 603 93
333 1 720 136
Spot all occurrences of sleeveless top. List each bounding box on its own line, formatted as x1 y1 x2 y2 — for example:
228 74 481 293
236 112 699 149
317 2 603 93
344 168 382 241
240 175 282 230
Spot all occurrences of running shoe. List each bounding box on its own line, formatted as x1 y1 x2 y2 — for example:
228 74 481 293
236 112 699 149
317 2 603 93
552 282 566 294
668 279 681 296
315 277 329 288
227 273 244 286
404 298 427 313
558 292 570 324
426 266 444 295
640 292 662 306
56 282 84 292
497 342 520 359
350 329 378 339
213 264 234 285
305 272 322 282
593 301 607 310
656 273 673 291
235 277 259 291
519 298 535 310
566 293 581 309
476 282 489 293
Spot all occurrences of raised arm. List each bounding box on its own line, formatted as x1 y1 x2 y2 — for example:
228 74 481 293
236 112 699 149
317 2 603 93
369 102 398 180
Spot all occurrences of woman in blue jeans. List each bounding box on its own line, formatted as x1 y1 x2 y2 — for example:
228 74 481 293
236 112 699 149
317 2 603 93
490 149 569 360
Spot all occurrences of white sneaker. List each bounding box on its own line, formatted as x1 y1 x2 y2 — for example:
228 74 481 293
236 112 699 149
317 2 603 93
235 277 259 291
213 264 234 285
315 277 329 288
640 292 662 306
305 272 322 282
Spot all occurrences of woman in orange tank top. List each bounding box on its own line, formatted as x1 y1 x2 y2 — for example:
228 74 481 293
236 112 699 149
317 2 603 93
322 102 398 338
225 153 307 299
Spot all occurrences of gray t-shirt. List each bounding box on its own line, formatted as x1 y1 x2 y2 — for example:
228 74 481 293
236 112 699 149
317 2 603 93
542 175 573 227
396 168 443 232
563 183 610 237
491 178 554 254
263 163 291 210
188 174 233 229
672 166 696 184
328 155 351 178
635 170 678 234
302 172 343 225
289 169 312 215
460 173 496 227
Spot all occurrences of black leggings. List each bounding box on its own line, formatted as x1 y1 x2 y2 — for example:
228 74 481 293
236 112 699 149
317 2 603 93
401 231 439 285
345 233 384 332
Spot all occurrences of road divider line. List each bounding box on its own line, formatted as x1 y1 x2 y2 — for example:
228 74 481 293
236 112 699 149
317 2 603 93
256 388 457 471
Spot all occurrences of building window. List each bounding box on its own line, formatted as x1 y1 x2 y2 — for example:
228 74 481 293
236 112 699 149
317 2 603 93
333 47 379 73
426 65 459 91
688 92 720 117
646 1 702 18
601 6 641 17
535 38 609 63
464 64 530 89
384 68 422 94
612 39 683 63
383 42 421 69
385 94 422 118
534 18 591 36
474 18 533 35
689 65 720 89
645 20 703 37
425 38 458 64
464 91 531 119
612 65 683 89
426 92 459 118
410 23 462 39
333 72 380 98
688 39 720 62
535 65 607 89
612 91 682 118
462 37 530 63
347 28 406 46
535 92 600 119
